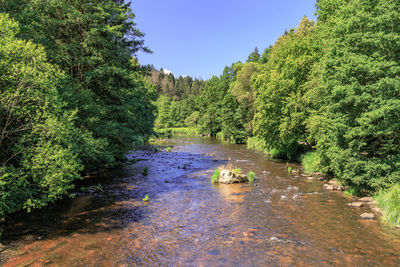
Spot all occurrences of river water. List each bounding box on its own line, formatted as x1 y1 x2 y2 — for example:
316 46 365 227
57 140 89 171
1 137 400 266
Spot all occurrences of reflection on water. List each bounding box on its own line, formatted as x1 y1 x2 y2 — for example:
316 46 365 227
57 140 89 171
1 137 400 266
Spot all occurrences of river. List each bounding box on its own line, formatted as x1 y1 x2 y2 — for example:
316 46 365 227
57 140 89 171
1 137 400 266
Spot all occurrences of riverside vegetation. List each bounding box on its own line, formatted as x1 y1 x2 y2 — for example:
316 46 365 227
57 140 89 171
0 0 399 239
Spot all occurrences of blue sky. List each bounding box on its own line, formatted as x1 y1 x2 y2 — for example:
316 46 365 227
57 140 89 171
132 0 316 80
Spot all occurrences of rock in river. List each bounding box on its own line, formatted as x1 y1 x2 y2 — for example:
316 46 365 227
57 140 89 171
360 213 375 219
347 202 364 207
358 197 374 202
219 169 248 184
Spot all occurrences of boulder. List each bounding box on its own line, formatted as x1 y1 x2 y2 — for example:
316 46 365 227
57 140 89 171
358 197 373 202
360 213 375 219
219 169 248 184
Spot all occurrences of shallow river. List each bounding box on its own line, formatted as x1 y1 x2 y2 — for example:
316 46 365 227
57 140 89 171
2 137 400 266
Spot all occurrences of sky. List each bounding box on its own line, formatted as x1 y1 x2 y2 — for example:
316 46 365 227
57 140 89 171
132 0 317 80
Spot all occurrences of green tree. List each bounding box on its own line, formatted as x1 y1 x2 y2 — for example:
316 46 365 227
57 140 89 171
247 47 261 63
308 0 400 192
0 14 87 218
252 16 319 159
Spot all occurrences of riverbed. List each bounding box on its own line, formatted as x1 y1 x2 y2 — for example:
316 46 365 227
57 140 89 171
1 137 400 266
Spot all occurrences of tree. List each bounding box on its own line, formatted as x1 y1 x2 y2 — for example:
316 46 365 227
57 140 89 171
0 14 88 218
247 47 261 63
252 16 319 159
308 0 400 193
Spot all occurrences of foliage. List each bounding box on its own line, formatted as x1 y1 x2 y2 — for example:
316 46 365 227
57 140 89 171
252 16 320 160
211 169 220 184
156 127 199 137
376 185 400 226
308 0 400 193
232 168 242 175
166 147 171 152
0 14 83 216
301 152 321 174
142 194 149 202
0 0 155 222
248 171 256 183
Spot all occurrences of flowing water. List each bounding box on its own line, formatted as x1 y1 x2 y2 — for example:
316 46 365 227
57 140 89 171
1 137 400 266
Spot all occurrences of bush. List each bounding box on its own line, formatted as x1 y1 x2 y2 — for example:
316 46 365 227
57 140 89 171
376 184 400 226
211 169 220 184
301 152 321 174
232 168 242 175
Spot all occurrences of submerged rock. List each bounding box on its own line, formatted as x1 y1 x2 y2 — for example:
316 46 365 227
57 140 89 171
347 202 364 207
360 213 375 219
358 197 374 202
219 169 248 184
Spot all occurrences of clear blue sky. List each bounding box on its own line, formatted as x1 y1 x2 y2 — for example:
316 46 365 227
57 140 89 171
132 0 316 80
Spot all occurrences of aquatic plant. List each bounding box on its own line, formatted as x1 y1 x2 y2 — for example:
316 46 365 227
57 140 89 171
166 147 171 152
248 171 255 183
232 168 242 175
287 166 293 174
142 194 149 202
142 167 148 176
211 169 220 184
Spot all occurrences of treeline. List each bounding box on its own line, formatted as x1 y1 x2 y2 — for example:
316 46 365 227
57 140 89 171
0 1 155 224
147 68 205 129
156 0 400 199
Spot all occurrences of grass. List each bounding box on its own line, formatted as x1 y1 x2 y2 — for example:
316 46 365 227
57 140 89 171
142 167 148 176
155 127 199 137
248 171 255 183
166 147 171 152
142 194 149 202
301 151 321 174
211 169 220 184
232 168 242 175
376 184 400 226
287 166 293 174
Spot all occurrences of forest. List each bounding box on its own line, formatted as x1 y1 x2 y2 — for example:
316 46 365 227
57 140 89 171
1 0 400 236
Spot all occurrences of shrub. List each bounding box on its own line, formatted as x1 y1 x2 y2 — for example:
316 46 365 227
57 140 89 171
211 169 220 184
376 184 400 226
301 152 321 174
248 171 255 183
232 168 242 175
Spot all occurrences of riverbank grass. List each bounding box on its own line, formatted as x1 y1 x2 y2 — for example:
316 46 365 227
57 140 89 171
376 184 400 226
155 127 199 137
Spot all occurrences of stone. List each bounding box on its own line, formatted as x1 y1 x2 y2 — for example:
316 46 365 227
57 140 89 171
395 225 400 229
324 185 334 190
347 202 364 207
360 213 375 219
367 200 377 205
371 206 383 214
218 169 248 184
358 197 373 202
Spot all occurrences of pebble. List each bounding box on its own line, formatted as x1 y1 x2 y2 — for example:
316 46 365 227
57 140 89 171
360 213 375 219
396 226 400 229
